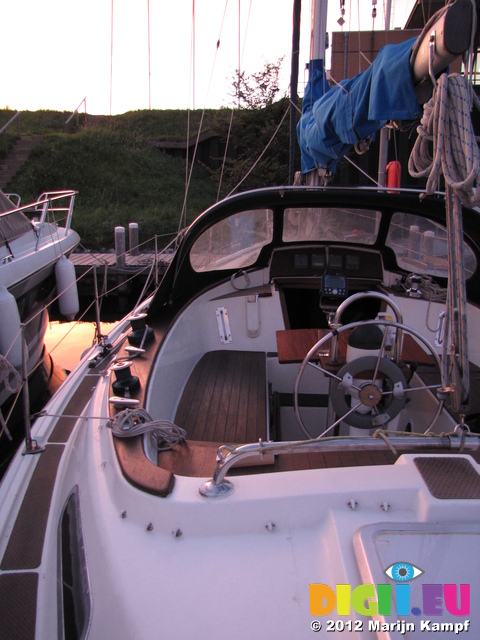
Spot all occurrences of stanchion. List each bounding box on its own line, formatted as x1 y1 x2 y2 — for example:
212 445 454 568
21 324 44 455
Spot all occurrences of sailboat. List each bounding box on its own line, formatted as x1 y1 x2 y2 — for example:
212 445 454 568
0 1 479 638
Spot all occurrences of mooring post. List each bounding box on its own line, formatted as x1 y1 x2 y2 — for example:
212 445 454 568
129 222 139 256
115 226 126 268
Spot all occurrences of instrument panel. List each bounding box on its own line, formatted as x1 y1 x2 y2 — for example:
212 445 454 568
269 246 383 282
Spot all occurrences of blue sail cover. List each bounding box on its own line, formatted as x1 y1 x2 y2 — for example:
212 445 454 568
297 37 422 173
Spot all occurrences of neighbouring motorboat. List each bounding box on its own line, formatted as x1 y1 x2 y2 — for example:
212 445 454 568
0 189 80 435
1 2 480 639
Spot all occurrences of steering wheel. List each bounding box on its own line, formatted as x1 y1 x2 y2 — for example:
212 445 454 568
294 319 444 439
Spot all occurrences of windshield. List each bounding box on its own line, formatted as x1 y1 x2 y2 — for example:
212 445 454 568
283 207 381 243
386 212 477 278
190 209 274 272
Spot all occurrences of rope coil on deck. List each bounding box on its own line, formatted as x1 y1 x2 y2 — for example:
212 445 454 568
110 408 186 451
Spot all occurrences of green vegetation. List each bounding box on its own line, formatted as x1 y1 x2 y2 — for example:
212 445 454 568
0 109 80 137
8 126 217 249
1 101 296 249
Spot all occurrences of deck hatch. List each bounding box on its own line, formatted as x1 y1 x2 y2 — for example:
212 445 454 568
414 456 480 499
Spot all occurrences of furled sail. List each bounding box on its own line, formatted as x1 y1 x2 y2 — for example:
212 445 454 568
297 38 421 174
297 0 477 175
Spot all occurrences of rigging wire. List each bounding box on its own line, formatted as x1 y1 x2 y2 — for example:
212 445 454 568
179 0 230 236
147 0 151 110
225 105 290 197
110 0 114 116
217 0 253 201
0 228 167 431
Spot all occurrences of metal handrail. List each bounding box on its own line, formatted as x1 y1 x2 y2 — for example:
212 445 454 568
65 98 86 126
0 111 21 155
4 193 21 207
0 111 20 137
199 431 480 497
34 191 77 249
0 190 77 250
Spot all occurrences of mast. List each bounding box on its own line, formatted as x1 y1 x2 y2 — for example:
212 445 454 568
310 0 328 62
305 0 329 186
289 0 302 185
377 0 393 187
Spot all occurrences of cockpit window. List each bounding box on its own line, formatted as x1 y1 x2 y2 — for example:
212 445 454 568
283 207 380 243
386 212 477 278
190 209 273 272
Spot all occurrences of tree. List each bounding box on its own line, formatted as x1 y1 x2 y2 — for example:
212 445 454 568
230 57 285 110
209 58 299 196
213 97 292 196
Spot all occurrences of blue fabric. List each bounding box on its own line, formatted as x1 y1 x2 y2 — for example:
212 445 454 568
297 37 422 173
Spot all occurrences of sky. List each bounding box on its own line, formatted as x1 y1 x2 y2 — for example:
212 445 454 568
1 0 416 116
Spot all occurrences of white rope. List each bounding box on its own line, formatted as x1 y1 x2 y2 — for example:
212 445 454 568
0 407 12 441
110 408 186 451
408 73 480 206
409 71 479 410
0 354 21 394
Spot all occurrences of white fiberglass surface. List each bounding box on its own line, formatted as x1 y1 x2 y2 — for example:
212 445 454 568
145 272 284 428
354 523 480 639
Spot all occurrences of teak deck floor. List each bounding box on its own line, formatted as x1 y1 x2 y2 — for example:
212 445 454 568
112 329 480 494
174 350 267 443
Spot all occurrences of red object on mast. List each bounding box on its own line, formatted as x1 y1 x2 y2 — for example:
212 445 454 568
386 160 401 192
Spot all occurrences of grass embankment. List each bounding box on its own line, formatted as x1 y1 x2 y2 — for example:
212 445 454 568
0 109 227 249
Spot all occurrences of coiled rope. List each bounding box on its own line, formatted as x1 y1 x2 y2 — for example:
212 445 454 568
110 408 186 451
409 73 480 206
409 72 480 410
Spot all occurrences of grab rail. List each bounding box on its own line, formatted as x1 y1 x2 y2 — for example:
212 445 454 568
0 111 21 154
0 111 20 137
65 97 87 127
34 191 77 249
199 431 480 497
0 190 77 250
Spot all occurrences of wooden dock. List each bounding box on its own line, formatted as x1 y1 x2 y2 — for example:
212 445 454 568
70 250 159 274
69 250 173 308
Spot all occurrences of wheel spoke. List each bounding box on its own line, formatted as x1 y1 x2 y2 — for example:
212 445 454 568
382 383 441 396
320 401 365 438
371 330 389 385
295 315 444 436
308 361 365 392
404 384 442 394
307 361 344 383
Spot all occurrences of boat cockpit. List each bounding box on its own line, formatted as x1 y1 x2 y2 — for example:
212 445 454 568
104 187 480 497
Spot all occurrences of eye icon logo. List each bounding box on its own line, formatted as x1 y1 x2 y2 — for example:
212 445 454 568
384 562 424 582
310 561 470 618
